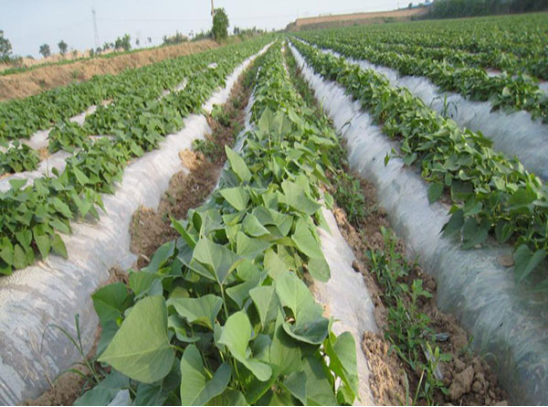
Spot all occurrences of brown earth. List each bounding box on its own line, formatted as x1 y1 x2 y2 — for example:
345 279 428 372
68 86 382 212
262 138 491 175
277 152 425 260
286 7 427 31
0 48 116 73
0 40 218 101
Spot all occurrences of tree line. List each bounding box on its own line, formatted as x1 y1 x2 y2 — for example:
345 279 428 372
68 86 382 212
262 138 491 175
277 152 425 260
425 0 548 19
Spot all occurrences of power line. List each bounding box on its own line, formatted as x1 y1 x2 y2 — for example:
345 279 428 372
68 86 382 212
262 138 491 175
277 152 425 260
92 7 100 49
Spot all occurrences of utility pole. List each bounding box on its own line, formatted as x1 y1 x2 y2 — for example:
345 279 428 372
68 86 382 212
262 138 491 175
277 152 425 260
211 0 215 16
92 7 100 50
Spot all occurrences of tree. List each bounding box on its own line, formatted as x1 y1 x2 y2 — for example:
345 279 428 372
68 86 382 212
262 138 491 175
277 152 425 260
114 34 131 51
58 40 68 55
0 30 12 60
135 38 140 46
409 2 413 8
39 44 51 58
147 37 152 44
212 8 229 41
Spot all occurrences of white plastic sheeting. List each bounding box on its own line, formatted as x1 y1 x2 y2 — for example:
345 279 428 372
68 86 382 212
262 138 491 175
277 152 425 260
314 208 377 406
304 40 548 181
290 42 548 406
0 46 268 405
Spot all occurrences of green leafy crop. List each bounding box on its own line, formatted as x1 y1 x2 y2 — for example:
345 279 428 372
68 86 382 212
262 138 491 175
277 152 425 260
80 42 359 406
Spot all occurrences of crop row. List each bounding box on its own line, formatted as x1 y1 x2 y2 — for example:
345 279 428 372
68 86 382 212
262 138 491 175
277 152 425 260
292 39 548 285
355 40 548 82
0 45 212 141
0 40 268 275
296 34 548 124
77 41 358 406
349 13 548 59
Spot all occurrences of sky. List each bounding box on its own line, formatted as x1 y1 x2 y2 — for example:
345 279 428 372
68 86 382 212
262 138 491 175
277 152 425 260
1 0 404 58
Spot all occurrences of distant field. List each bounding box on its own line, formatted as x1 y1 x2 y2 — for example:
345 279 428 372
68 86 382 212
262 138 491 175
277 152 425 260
286 7 427 31
0 40 218 100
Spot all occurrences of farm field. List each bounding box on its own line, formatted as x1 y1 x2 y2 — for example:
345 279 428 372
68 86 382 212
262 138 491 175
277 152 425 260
0 10 547 407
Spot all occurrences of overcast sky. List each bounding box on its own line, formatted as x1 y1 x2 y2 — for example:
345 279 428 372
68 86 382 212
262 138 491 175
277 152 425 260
1 0 404 58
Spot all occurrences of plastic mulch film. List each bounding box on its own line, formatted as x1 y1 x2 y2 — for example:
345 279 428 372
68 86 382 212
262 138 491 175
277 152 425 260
314 207 378 406
304 40 548 182
0 47 268 405
290 42 548 406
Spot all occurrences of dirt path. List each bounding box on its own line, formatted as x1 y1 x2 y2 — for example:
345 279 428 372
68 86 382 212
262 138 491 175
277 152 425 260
0 40 218 101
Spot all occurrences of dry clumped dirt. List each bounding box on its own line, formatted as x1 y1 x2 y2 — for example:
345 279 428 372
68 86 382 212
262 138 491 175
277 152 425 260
0 40 218 101
327 155 507 406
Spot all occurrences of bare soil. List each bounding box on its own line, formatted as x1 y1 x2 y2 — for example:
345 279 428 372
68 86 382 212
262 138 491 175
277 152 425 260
286 7 427 31
0 40 218 101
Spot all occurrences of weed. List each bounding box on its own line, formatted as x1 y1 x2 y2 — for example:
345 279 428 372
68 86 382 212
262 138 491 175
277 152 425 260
368 227 450 405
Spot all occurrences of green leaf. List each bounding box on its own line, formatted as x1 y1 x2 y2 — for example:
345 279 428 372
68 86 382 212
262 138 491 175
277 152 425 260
303 356 338 405
73 166 90 185
514 245 546 282
307 256 330 282
129 272 160 297
9 178 28 190
190 238 242 284
291 218 323 259
275 271 312 317
225 146 252 183
283 371 307 405
427 183 444 204
236 231 271 259
92 283 129 326
98 296 174 384
325 332 358 402
180 345 232 406
250 286 279 329
13 244 27 269
218 311 272 381
269 312 303 376
220 187 250 211
276 273 329 345
51 234 68 258
282 179 321 215
209 389 248 406
264 249 289 279
462 217 489 249
170 217 196 248
142 241 174 273
0 240 14 266
50 218 70 234
52 197 73 219
243 214 270 237
226 273 262 310
167 294 223 330
442 209 464 237
73 371 129 406
34 233 51 259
